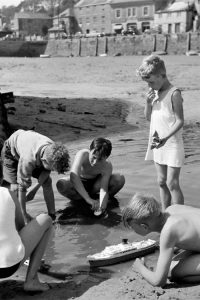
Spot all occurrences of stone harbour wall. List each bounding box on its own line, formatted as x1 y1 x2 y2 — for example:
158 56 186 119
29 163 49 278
0 33 200 57
45 33 200 57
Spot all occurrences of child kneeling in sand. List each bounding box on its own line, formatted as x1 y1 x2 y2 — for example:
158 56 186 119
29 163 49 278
0 187 53 292
122 192 200 287
56 137 125 214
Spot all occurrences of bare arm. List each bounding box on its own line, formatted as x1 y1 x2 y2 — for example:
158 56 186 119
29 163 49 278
133 224 175 287
157 90 184 147
18 188 33 224
99 163 112 211
70 150 98 209
144 89 155 121
26 170 50 202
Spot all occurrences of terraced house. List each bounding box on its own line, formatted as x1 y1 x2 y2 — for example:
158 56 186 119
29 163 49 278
74 0 168 35
154 0 200 34
110 0 155 33
74 0 112 34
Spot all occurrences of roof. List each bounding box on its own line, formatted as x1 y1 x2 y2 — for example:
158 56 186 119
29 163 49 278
156 1 192 13
168 1 190 11
75 0 111 7
14 12 51 20
110 0 153 4
53 8 74 19
48 27 64 32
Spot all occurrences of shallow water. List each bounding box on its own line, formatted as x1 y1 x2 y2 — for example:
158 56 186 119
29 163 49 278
2 55 200 287
26 130 160 284
26 123 200 284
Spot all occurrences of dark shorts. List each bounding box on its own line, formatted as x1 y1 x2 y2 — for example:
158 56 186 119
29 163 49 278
0 262 20 278
1 142 47 185
81 176 99 192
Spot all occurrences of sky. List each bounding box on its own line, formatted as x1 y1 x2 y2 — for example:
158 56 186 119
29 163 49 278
0 0 22 8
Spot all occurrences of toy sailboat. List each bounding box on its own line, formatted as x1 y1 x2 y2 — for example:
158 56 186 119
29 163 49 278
87 239 158 267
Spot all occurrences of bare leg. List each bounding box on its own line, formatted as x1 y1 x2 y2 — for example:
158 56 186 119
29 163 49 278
108 174 125 196
92 173 125 197
154 163 171 210
167 166 184 205
56 176 82 201
171 252 200 283
19 214 53 292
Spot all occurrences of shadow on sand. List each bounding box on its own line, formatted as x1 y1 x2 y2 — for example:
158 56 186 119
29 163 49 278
0 266 115 300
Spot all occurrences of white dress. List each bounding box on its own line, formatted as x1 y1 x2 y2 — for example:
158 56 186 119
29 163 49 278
145 86 185 167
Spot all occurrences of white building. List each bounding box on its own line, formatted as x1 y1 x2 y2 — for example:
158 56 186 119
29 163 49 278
154 1 197 34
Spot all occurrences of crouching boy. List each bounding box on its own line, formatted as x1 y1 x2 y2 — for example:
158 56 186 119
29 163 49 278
122 192 200 287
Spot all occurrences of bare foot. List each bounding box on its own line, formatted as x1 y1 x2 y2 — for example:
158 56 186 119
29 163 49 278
24 279 49 292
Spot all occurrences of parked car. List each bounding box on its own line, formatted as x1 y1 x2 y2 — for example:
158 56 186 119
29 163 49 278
85 31 104 37
121 28 139 36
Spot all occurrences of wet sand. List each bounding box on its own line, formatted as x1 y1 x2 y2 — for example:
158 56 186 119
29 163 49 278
0 55 200 299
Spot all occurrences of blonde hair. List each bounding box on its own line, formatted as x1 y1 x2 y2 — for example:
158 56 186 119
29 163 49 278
136 55 166 79
44 143 70 174
122 192 161 228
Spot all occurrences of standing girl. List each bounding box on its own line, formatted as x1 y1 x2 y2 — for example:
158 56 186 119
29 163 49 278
137 55 184 210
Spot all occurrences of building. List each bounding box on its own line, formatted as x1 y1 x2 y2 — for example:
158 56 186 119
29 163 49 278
74 0 170 35
11 12 52 38
74 0 112 34
154 1 198 34
110 0 156 33
52 7 79 36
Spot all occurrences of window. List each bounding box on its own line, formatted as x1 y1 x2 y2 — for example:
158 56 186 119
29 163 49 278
93 16 97 23
168 12 172 18
142 21 150 32
127 8 131 17
159 13 162 18
177 12 181 17
168 24 172 34
127 7 136 17
115 9 121 18
101 16 105 23
86 17 90 24
175 23 180 33
143 6 149 16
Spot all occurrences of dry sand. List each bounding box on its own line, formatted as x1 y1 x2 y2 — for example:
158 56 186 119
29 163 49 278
0 55 200 300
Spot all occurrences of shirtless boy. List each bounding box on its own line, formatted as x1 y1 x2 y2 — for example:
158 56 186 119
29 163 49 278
56 137 125 213
122 192 200 287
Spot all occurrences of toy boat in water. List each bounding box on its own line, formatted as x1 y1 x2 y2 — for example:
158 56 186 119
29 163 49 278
87 239 158 267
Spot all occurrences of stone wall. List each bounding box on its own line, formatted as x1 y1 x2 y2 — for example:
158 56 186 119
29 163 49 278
45 33 200 57
0 33 200 57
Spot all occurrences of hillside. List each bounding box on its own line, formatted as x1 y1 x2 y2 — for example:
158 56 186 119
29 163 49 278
1 0 79 24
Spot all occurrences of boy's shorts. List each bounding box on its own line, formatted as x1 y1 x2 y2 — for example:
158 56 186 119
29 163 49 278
0 262 20 278
81 176 99 192
1 142 18 184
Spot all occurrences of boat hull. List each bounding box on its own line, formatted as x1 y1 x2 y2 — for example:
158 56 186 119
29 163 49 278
88 242 159 267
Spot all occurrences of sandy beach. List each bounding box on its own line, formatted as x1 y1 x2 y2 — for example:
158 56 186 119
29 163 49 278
0 55 200 300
